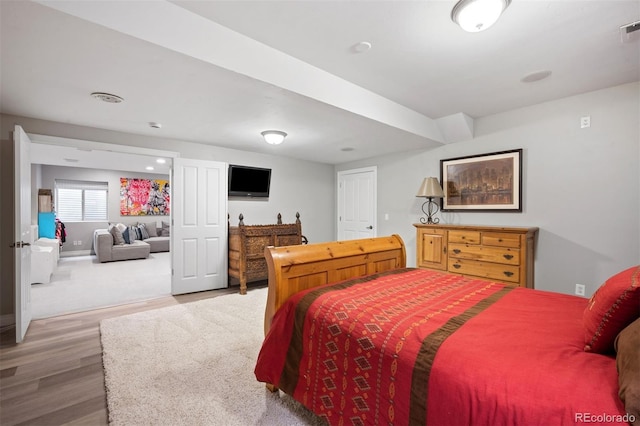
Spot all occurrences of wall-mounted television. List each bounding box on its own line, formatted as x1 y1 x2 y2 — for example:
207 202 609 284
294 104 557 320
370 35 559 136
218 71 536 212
228 164 271 198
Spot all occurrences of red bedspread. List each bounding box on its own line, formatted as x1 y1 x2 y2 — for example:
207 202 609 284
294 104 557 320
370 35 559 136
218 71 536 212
255 268 627 425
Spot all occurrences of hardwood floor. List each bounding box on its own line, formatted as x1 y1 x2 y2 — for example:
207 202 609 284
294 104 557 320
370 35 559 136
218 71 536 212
0 284 262 426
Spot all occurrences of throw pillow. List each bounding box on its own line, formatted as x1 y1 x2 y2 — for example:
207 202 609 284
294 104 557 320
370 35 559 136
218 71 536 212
143 222 158 238
138 223 150 240
115 222 127 233
614 317 640 426
161 221 171 237
584 265 640 353
110 226 125 245
122 228 131 244
128 225 139 241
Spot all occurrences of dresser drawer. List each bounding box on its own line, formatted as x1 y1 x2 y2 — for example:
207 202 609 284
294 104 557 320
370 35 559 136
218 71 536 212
448 243 520 265
448 230 480 245
482 232 521 248
448 258 520 284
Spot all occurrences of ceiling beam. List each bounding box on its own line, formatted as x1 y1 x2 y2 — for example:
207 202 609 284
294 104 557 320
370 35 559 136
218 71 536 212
35 0 445 144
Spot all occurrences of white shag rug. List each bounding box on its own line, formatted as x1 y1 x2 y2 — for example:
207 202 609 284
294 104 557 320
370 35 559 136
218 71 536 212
100 288 323 426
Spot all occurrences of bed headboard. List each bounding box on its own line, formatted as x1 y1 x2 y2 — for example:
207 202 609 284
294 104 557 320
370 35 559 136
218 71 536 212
262 234 406 335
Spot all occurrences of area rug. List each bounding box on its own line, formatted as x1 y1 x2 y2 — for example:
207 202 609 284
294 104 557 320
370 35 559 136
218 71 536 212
100 288 323 425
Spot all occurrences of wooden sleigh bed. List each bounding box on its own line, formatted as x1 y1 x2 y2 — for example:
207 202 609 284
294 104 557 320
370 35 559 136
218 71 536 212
255 235 640 426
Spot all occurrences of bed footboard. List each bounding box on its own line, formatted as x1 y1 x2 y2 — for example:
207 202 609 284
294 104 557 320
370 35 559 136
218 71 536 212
262 234 406 335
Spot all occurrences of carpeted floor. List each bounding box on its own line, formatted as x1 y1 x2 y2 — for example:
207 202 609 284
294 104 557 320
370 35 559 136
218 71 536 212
32 252 171 319
100 287 324 425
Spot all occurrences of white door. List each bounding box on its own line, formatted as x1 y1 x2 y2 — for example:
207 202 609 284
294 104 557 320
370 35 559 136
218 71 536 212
14 125 32 343
171 158 227 294
337 167 377 241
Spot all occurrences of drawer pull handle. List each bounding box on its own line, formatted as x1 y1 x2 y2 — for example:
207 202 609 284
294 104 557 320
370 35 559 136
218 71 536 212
453 249 461 254
452 264 461 269
503 271 514 277
503 254 514 260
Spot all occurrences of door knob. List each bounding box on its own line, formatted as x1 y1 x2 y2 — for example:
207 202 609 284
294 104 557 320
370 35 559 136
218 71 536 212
366 226 373 229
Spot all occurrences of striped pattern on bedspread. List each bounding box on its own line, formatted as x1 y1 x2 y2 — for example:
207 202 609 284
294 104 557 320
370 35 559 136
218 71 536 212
256 268 511 425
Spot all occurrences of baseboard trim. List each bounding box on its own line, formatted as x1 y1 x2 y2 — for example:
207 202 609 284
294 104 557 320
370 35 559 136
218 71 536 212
0 314 15 329
60 250 92 258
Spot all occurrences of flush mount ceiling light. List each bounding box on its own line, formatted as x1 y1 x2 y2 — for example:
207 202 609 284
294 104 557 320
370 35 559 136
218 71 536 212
451 0 511 32
90 92 124 103
261 130 287 145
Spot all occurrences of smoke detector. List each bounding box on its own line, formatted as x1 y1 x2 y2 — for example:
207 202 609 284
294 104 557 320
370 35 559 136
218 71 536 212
620 20 640 43
90 92 124 103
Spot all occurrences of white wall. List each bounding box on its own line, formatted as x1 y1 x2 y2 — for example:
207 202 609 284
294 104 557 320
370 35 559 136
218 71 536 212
337 82 640 296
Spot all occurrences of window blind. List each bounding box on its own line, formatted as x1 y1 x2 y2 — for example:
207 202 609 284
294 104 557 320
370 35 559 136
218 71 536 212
55 180 108 221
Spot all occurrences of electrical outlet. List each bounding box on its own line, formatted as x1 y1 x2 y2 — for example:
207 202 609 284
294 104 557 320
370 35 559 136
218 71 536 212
575 284 586 296
77 240 82 246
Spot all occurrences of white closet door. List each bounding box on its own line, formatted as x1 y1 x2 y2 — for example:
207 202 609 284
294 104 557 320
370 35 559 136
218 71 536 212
337 167 377 241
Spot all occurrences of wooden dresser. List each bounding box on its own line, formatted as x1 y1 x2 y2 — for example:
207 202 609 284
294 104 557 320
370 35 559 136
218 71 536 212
229 213 303 295
414 224 538 288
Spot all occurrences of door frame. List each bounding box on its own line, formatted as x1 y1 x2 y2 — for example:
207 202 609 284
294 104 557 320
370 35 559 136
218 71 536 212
18 134 179 325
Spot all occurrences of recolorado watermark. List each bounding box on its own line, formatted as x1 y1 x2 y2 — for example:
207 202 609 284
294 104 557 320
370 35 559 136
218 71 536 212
575 412 636 423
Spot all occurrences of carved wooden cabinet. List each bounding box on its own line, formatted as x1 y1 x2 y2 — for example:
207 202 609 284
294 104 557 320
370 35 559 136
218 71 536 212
229 213 303 295
415 224 538 288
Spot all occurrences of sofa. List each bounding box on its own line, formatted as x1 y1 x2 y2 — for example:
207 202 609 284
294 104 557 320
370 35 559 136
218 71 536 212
94 222 170 263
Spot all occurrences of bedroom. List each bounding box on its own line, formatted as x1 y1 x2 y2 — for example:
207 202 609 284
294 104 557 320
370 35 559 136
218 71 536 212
1 0 639 424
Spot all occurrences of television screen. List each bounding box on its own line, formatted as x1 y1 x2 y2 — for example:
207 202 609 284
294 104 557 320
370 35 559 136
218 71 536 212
228 164 271 198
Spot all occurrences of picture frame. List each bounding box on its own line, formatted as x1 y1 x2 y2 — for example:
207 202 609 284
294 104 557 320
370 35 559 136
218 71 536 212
440 149 522 212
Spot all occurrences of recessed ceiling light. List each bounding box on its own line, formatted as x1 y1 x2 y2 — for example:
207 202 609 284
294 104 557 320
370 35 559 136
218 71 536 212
63 158 79 163
352 41 372 53
149 122 162 129
521 70 552 83
156 158 166 164
145 166 154 171
341 147 355 152
90 92 124 103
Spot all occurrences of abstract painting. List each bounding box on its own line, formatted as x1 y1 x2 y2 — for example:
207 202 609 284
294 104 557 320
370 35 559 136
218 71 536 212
120 178 170 216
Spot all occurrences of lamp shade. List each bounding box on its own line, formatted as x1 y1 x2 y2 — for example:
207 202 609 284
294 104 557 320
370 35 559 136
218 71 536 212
416 177 445 198
451 0 511 32
261 130 287 145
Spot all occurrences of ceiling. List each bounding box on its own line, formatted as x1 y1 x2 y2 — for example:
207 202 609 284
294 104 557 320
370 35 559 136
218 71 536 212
1 0 638 167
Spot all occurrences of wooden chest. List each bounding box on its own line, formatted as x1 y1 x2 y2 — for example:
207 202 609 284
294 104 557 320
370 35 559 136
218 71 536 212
229 213 303 294
414 224 538 288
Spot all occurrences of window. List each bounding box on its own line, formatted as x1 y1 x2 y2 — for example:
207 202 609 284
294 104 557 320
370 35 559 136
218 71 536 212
55 180 108 222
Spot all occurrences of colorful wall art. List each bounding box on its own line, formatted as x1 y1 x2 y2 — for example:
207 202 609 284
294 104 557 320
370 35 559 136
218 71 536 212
120 178 170 216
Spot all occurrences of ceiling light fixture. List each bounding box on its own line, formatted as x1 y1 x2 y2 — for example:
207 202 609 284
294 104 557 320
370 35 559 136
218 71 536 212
261 130 287 145
90 92 124 103
149 122 162 129
352 41 372 53
146 166 154 171
521 70 552 83
156 158 166 164
451 0 511 32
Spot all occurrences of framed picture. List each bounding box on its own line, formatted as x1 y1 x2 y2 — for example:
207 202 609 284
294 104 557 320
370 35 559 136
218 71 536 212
120 178 171 216
440 149 522 212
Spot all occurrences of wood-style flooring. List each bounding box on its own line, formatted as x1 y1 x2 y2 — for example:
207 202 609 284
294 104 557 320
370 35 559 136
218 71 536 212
0 283 262 426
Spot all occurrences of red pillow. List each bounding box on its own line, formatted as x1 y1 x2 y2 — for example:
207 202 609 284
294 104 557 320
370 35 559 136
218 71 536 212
584 265 640 353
